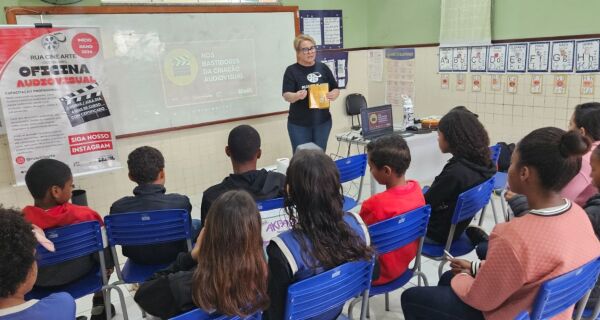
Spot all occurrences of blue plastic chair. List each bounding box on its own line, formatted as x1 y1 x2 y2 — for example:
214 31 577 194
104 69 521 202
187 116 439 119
104 209 192 284
581 298 600 320
26 221 128 320
256 197 284 211
479 144 507 226
514 257 600 320
284 260 374 320
422 177 495 277
335 153 368 211
170 308 262 320
347 205 431 318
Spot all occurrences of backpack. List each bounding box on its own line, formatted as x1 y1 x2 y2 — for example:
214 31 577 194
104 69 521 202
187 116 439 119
497 142 515 172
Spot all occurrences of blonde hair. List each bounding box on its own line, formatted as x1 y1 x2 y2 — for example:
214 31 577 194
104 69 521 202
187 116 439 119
293 34 316 51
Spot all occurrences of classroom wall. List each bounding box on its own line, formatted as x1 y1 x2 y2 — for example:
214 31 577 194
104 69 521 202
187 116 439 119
0 51 369 218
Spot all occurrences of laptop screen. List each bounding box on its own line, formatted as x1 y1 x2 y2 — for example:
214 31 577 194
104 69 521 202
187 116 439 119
361 104 393 138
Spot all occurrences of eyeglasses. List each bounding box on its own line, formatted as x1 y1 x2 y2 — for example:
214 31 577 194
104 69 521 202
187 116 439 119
300 46 316 54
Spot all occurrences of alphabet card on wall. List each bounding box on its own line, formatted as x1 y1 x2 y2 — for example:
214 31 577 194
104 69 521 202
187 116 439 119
551 41 575 72
472 75 481 92
576 39 600 73
528 42 550 72
456 74 466 90
469 47 487 72
507 43 527 73
491 74 502 91
452 47 468 72
507 76 518 94
440 74 449 89
439 48 453 72
488 45 507 72
553 75 567 94
582 75 595 95
530 75 543 94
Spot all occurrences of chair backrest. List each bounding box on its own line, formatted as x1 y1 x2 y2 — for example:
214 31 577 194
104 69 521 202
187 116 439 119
368 205 431 255
335 153 367 184
169 308 262 320
490 144 502 166
283 260 373 319
36 221 104 267
104 209 191 247
345 93 367 116
256 197 284 211
451 177 495 225
528 257 600 320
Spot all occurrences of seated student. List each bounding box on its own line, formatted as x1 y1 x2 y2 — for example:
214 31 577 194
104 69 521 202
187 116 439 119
133 190 269 319
22 159 113 320
359 135 425 285
265 149 373 320
0 207 76 320
401 127 600 320
424 109 496 245
200 125 285 228
110 146 199 265
583 144 600 310
508 102 600 215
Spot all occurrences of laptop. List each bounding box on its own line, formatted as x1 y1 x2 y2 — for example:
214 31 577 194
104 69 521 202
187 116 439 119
360 104 394 140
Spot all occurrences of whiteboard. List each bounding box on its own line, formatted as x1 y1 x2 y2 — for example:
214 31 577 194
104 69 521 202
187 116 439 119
16 11 296 136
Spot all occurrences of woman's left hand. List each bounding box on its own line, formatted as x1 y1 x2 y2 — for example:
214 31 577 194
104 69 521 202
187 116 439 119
326 89 340 101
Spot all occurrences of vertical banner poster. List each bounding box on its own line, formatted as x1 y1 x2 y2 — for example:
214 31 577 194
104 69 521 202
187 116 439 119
385 48 416 104
299 10 343 49
439 47 453 72
452 47 468 72
0 27 120 185
316 50 348 89
554 75 567 94
472 75 481 92
550 41 575 72
507 43 527 73
487 45 507 73
469 46 487 72
576 39 600 73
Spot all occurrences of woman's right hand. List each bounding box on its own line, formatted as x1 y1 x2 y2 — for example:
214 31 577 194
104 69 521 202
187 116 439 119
449 258 472 275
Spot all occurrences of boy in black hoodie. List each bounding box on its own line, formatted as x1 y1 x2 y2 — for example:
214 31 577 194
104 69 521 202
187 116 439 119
200 125 286 228
425 109 496 244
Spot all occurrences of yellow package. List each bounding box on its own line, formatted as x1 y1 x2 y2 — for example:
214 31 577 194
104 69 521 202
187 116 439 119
308 83 330 109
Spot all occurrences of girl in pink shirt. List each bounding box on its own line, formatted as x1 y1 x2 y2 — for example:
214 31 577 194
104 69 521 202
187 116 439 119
401 127 600 320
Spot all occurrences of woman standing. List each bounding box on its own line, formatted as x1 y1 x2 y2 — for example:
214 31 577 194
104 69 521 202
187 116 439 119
282 34 340 153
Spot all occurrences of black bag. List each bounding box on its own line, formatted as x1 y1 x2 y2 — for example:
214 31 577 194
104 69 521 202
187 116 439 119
497 142 515 172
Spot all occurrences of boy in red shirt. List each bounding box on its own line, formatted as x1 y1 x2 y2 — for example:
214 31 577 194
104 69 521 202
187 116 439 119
22 159 113 320
359 135 425 285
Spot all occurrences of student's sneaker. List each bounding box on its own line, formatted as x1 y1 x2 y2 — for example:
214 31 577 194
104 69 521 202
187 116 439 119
90 296 116 320
465 226 489 245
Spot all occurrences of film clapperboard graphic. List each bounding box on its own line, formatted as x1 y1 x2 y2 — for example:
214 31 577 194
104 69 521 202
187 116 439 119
60 83 111 127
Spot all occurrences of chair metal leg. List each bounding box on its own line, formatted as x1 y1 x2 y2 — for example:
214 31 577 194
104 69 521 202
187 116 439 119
385 293 389 311
490 196 499 224
347 297 360 320
438 258 448 278
359 290 369 320
500 194 508 222
414 271 429 286
104 288 112 320
366 297 370 319
478 205 487 227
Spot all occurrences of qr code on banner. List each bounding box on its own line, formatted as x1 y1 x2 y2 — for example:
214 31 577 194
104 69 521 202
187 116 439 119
59 83 111 127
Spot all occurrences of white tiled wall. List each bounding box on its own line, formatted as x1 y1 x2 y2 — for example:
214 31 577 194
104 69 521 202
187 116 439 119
0 51 369 218
369 46 600 144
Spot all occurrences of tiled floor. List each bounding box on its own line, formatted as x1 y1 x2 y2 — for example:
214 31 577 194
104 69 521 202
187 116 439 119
74 178 504 320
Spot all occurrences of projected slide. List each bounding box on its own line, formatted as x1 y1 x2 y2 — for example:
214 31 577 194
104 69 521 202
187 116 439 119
160 40 257 107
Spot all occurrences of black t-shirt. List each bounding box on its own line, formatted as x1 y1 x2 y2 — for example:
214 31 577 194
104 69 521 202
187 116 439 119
282 62 339 127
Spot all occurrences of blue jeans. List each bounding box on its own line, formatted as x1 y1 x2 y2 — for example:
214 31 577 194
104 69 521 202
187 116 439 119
287 119 332 153
401 271 484 320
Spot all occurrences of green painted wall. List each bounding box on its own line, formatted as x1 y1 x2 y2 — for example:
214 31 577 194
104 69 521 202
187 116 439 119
3 0 600 47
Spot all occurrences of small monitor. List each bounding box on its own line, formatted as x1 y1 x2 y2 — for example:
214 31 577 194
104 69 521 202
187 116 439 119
360 104 394 139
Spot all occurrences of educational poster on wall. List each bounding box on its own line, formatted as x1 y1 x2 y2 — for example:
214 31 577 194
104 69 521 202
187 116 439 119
582 75 595 95
507 43 527 73
487 45 507 72
0 27 121 185
472 75 481 92
386 48 416 105
439 47 453 72
317 51 348 89
528 42 550 72
507 76 518 94
469 46 487 72
554 75 567 94
456 74 466 91
452 47 468 72
368 49 384 82
299 10 343 49
441 74 449 89
576 40 600 73
491 74 502 91
551 41 575 72
530 75 543 94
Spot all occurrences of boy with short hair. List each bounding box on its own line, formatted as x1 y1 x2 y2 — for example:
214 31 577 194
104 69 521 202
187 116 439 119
200 125 286 227
22 158 112 320
359 135 425 285
110 146 197 265
0 207 76 320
